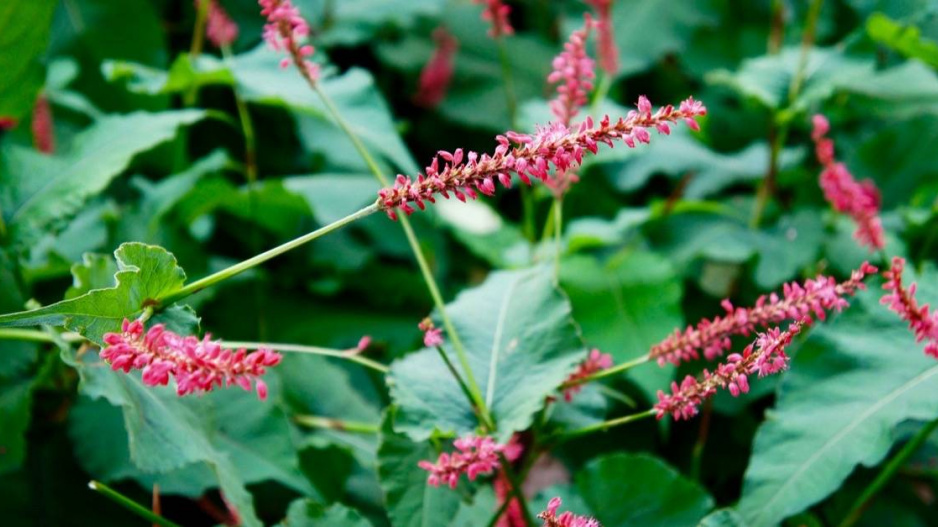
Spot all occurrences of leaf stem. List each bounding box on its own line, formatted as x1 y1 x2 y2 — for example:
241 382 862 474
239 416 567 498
293 415 379 434
554 408 656 443
839 417 938 527
89 481 183 527
159 202 379 306
221 340 388 373
560 353 650 389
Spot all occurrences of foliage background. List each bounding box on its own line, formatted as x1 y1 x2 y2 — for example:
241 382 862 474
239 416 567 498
2 0 938 526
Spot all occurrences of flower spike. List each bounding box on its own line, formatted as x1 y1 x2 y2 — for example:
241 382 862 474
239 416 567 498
259 0 319 81
561 349 612 401
473 0 513 38
418 435 509 488
538 497 601 527
548 16 595 125
414 27 458 108
202 0 239 48
585 0 619 75
881 257 938 358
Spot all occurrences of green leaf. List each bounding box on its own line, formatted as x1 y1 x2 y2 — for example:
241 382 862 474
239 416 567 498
320 0 447 46
0 110 204 247
66 253 118 299
577 453 714 526
0 0 56 120
103 54 234 95
697 509 747 527
283 174 379 225
377 410 462 527
434 200 531 269
280 499 373 527
737 281 938 526
0 378 33 475
0 243 189 344
867 13 938 68
389 266 584 441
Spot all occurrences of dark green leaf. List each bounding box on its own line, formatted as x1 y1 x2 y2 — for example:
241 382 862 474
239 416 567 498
0 0 56 120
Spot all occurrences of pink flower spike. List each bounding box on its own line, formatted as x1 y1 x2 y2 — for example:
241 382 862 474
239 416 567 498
585 0 619 75
418 435 508 489
100 319 282 399
419 317 444 347
537 496 601 527
32 95 54 154
561 348 612 401
651 262 877 366
200 0 239 48
548 16 595 125
258 0 319 82
414 27 458 108
473 0 513 38
654 321 805 421
881 257 938 359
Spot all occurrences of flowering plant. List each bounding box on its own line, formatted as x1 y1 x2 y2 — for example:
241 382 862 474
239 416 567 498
1 1 938 526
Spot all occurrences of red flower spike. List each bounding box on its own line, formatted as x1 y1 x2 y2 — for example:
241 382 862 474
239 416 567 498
201 0 239 48
258 0 319 81
418 435 508 489
585 0 619 75
473 0 513 38
538 497 601 527
881 257 938 358
561 349 612 401
414 27 458 108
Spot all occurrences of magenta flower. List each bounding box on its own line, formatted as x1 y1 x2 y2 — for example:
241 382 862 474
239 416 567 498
101 319 282 399
32 95 54 154
548 16 595 125
585 0 619 75
413 27 458 108
881 257 938 358
377 96 707 219
651 262 877 366
418 435 508 488
202 0 239 48
655 321 805 421
561 349 612 401
258 0 319 81
538 497 601 527
473 0 513 38
811 114 885 251
418 318 444 347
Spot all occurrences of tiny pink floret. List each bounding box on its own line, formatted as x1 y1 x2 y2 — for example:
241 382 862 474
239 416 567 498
418 435 508 489
538 496 601 527
881 257 938 359
100 319 282 399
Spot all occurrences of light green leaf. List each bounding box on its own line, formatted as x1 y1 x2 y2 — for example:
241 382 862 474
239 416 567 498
0 378 33 475
0 0 56 120
283 174 378 224
389 266 585 441
0 110 204 246
867 13 938 68
280 499 373 527
103 54 233 95
697 509 747 527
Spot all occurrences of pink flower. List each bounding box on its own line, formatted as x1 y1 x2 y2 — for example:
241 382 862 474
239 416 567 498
258 0 319 81
561 349 612 401
201 0 239 48
418 435 508 488
585 0 619 75
881 257 938 358
537 497 601 527
654 321 804 421
473 0 513 38
811 114 885 251
651 262 877 366
377 96 707 219
419 318 444 347
356 335 372 352
548 16 595 125
32 95 54 154
100 319 282 399
414 27 458 108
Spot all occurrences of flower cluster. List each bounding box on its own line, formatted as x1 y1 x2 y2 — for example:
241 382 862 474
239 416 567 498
377 96 707 219
473 0 513 38
561 349 612 401
811 114 885 251
419 317 443 347
655 321 805 421
650 262 877 366
548 17 595 125
585 0 619 75
32 95 54 154
537 497 601 527
881 257 938 358
414 27 458 108
259 0 319 81
202 0 239 48
101 319 282 399
418 435 509 488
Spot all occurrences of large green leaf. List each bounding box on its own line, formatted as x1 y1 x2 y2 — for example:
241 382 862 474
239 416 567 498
388 266 585 441
376 411 462 527
0 243 189 344
280 499 373 526
697 509 747 527
737 281 938 526
0 0 56 120
577 453 714 526
867 13 938 68
0 110 204 246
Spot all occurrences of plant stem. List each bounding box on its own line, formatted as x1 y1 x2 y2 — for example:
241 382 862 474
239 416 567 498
496 452 535 526
561 354 650 389
839 417 938 527
184 0 210 107
590 72 613 113
552 197 563 284
768 0 785 54
690 399 714 481
0 328 78 344
433 345 482 418
89 481 183 527
293 415 379 434
555 409 656 442
159 203 379 306
221 340 388 373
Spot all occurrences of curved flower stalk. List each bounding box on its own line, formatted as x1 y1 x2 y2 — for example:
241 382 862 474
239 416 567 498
473 0 513 38
418 435 517 488
377 96 707 219
101 319 282 399
259 0 319 81
203 0 239 48
538 497 601 527
650 262 877 366
881 257 938 358
414 27 458 108
561 349 612 401
811 114 885 251
585 0 618 75
655 321 805 421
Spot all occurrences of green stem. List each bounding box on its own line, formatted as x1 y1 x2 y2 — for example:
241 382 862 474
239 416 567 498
159 203 379 306
590 72 613 114
89 481 183 527
555 409 656 442
221 340 388 373
495 38 518 130
496 452 535 526
0 328 82 344
184 0 210 107
561 354 650 389
552 198 563 284
839 417 938 527
293 415 379 434
433 345 480 418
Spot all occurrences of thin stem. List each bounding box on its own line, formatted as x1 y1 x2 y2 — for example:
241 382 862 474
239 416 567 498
89 481 183 527
433 345 480 417
184 0 210 107
590 72 613 114
495 38 518 130
221 340 388 373
159 203 379 306
0 204 7 241
839 417 938 527
768 0 785 54
311 84 388 186
690 399 714 481
552 197 563 284
561 353 650 389
788 0 824 105
555 409 656 443
496 452 535 526
294 414 379 434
